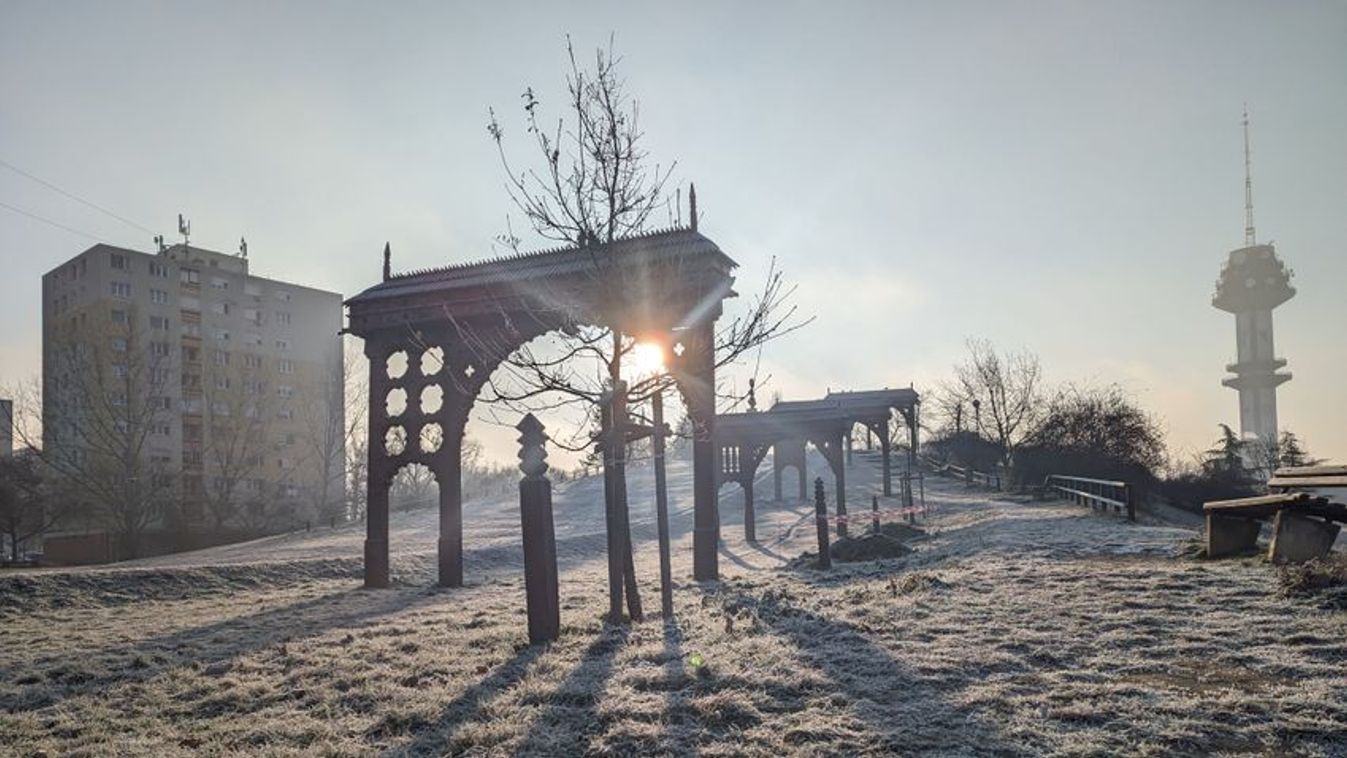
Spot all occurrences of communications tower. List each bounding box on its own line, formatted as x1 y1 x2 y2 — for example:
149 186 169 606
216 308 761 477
1212 109 1295 442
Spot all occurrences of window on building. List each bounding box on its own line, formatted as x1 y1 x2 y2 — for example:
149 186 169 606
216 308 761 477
244 307 261 325
182 346 200 363
215 328 230 342
110 281 132 299
110 309 127 323
278 384 294 399
211 302 232 316
278 359 294 375
212 350 230 366
275 339 290 351
211 277 230 290
149 261 169 278
111 362 128 378
277 311 292 326
275 290 291 302
214 375 231 390
151 341 170 357
150 289 170 305
110 337 128 352
180 269 200 285
151 368 170 384
110 253 127 270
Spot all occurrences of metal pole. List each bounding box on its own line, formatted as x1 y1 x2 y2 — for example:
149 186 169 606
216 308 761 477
652 390 674 619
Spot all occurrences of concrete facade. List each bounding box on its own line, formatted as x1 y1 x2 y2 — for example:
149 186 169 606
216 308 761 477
42 242 343 531
1212 243 1294 443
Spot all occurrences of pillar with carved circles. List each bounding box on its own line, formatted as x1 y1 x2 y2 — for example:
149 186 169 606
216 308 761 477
363 338 394 589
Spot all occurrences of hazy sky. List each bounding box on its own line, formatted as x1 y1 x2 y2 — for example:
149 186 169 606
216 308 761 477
2 1 1345 466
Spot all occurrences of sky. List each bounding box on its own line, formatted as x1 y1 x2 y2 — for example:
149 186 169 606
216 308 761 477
2 0 1345 467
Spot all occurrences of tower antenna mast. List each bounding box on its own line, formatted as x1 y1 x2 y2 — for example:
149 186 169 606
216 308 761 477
1243 105 1256 247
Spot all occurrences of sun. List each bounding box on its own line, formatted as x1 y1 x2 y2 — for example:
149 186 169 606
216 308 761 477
629 341 666 376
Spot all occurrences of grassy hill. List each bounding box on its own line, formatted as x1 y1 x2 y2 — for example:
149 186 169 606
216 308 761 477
3 454 1345 756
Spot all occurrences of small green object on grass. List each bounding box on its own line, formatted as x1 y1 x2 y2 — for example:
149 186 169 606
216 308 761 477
688 652 705 669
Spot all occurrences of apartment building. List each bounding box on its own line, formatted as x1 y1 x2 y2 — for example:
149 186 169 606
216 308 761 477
42 242 343 539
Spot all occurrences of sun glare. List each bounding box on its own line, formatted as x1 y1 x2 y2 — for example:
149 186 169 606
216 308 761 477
629 341 666 376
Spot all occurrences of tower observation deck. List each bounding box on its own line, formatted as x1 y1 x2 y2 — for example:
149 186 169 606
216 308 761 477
1212 110 1294 442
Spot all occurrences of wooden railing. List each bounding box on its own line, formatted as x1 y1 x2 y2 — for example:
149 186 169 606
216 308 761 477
1044 475 1134 521
919 455 1001 490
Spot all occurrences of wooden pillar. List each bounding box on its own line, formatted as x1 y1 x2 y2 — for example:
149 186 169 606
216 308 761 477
437 437 463 588
600 396 625 623
516 414 559 644
364 342 391 589
878 422 892 497
743 474 756 542
652 390 674 619
684 324 719 582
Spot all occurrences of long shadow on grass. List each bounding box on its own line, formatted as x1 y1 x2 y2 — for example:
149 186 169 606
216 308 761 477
712 586 1018 755
661 620 698 756
2 585 447 713
386 645 543 756
513 626 630 755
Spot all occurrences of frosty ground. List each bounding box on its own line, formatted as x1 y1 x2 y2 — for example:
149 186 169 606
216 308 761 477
3 453 1345 757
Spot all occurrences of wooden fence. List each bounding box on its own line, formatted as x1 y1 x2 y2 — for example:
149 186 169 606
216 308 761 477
1043 474 1135 521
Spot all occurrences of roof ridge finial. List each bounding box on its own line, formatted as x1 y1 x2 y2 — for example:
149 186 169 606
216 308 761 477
1243 105 1256 247
382 242 392 281
689 182 698 232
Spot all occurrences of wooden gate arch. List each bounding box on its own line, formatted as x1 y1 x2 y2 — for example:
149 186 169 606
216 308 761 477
345 227 736 588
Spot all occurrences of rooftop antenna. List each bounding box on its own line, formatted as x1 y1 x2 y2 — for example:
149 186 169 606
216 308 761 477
382 241 392 281
178 213 191 247
1243 105 1256 247
153 234 165 253
688 183 698 232
239 236 248 258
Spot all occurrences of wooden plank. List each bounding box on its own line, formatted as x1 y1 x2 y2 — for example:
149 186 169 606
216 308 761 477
1268 475 1347 489
1273 465 1347 477
1205 493 1310 510
1054 486 1126 510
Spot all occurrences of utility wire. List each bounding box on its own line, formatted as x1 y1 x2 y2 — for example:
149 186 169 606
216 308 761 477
0 199 104 241
0 157 159 235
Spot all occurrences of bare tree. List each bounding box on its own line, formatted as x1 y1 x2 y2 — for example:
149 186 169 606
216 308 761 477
0 449 63 560
944 338 1044 467
27 307 178 558
476 36 807 622
200 349 277 529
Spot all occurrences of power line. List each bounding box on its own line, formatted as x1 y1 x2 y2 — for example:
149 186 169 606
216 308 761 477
0 199 104 241
0 157 159 235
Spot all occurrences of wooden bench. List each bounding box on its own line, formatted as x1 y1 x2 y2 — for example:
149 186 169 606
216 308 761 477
1204 465 1347 563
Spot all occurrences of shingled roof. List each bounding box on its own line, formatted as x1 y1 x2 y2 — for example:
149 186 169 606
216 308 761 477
346 226 734 307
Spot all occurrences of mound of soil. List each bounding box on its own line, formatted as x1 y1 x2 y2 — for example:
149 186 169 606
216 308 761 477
875 522 925 541
1279 553 1347 610
829 533 912 562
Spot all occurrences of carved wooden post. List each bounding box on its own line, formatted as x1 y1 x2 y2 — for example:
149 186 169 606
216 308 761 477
814 477 831 569
517 414 560 645
652 390 674 619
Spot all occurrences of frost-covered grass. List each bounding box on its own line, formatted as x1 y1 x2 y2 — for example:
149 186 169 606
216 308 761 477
4 454 1346 756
